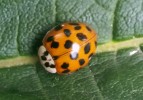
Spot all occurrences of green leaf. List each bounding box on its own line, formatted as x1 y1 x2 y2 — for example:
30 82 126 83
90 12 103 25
0 0 143 100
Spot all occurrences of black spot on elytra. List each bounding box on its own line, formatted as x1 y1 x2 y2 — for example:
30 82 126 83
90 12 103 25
95 41 97 47
51 41 59 48
44 62 49 67
76 33 87 41
44 51 49 56
70 52 78 60
61 62 69 69
64 29 71 37
69 23 79 25
41 56 47 60
64 40 73 49
62 69 70 73
88 53 93 59
75 68 79 72
84 43 90 54
55 25 62 31
86 26 91 31
53 56 59 60
50 64 55 68
79 59 85 66
74 26 81 30
47 36 54 42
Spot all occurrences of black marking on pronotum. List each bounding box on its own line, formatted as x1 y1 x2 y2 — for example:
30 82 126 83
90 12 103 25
44 51 49 56
50 64 55 68
84 43 90 54
44 62 50 67
41 56 47 60
61 62 69 69
64 29 71 37
76 33 87 41
79 59 85 66
51 41 59 48
54 25 62 31
47 36 54 42
64 40 73 49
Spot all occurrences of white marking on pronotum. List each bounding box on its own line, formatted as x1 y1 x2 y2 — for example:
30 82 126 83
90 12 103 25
45 67 57 73
38 45 46 58
61 24 65 27
38 45 56 73
129 48 139 56
70 43 80 59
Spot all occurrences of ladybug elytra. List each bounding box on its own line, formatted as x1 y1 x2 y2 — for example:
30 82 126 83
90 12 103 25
38 22 97 74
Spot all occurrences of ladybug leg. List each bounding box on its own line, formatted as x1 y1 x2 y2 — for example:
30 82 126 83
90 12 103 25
38 45 57 73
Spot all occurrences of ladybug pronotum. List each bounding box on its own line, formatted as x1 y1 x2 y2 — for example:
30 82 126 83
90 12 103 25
38 22 97 74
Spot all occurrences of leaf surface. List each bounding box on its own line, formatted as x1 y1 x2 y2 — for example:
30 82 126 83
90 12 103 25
0 0 143 100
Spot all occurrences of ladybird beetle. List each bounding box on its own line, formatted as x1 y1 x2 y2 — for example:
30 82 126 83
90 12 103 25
38 22 97 74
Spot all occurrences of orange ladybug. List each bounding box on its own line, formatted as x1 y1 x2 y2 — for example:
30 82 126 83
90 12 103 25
38 22 97 74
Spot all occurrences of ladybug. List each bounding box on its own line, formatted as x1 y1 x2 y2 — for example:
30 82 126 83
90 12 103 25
38 22 97 74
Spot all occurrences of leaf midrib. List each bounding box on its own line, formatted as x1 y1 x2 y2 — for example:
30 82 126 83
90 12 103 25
0 37 142 68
